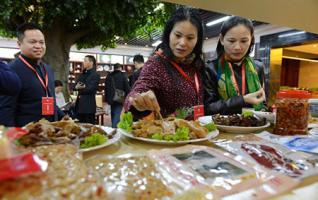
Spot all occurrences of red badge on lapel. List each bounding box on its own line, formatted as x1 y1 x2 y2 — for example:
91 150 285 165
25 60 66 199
193 105 204 120
42 97 54 115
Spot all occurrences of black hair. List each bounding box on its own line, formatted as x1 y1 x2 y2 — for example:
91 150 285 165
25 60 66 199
16 23 43 42
113 63 122 70
216 16 255 58
54 80 63 87
159 7 204 67
133 54 144 63
85 55 96 68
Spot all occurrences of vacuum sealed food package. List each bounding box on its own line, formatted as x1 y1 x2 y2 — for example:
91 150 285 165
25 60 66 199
214 134 318 180
85 154 192 200
149 145 298 200
0 153 48 182
258 130 318 154
0 144 106 200
0 127 48 182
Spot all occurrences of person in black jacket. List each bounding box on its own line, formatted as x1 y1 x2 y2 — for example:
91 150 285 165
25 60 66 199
105 63 130 128
129 54 144 88
0 23 60 127
0 61 21 95
74 55 100 124
204 16 266 115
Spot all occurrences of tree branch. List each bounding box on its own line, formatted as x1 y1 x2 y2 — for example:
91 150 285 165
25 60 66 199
65 28 93 46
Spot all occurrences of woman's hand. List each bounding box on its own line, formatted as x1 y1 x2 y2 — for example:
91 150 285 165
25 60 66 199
129 90 161 113
243 88 266 105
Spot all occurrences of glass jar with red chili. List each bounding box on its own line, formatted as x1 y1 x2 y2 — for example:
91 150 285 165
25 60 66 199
273 90 311 135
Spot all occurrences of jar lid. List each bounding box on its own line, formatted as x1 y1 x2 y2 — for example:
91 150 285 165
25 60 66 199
276 90 311 99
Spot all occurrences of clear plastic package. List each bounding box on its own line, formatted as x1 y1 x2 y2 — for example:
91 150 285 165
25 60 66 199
0 144 106 200
85 154 183 200
214 134 318 179
258 130 318 155
149 145 298 200
0 127 47 182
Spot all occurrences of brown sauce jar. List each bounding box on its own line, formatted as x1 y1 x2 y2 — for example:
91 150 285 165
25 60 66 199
273 90 311 135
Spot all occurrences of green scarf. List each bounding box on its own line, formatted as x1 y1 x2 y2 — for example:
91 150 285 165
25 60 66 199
217 56 264 111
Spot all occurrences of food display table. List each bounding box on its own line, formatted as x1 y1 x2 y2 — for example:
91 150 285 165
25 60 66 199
2 120 318 200
83 130 318 200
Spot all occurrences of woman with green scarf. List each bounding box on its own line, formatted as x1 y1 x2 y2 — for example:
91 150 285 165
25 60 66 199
204 16 266 115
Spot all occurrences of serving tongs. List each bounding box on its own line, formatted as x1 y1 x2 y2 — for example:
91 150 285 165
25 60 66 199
154 110 164 121
154 107 175 133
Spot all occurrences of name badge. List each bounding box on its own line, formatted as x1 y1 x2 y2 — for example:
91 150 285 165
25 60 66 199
42 97 54 115
193 105 204 120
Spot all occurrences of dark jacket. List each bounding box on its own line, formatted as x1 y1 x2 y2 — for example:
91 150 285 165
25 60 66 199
0 61 21 95
203 58 265 115
75 68 100 114
0 55 58 127
105 70 130 105
129 68 142 88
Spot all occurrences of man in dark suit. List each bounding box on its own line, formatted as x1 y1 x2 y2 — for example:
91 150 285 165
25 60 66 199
129 54 144 88
0 23 60 127
74 55 100 124
105 63 130 128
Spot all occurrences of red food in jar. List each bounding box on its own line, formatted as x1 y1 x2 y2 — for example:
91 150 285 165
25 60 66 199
273 90 310 135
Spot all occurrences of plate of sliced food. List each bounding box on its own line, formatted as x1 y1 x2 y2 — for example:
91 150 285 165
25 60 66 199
117 112 219 145
199 114 270 134
78 125 120 152
15 116 120 152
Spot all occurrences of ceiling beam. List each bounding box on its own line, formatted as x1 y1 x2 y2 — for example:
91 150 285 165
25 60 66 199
162 0 318 34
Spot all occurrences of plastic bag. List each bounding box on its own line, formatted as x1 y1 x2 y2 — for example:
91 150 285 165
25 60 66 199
0 144 106 199
214 133 318 180
149 145 298 200
258 130 318 154
0 153 47 181
85 154 181 200
0 127 47 182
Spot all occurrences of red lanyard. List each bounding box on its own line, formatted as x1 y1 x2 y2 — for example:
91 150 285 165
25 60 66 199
19 55 48 96
228 61 246 96
156 52 201 100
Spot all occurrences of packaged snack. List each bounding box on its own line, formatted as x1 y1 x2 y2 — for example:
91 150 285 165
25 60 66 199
0 144 106 200
85 154 180 200
0 153 47 182
258 131 318 154
149 145 298 199
214 134 318 179
0 127 47 182
284 137 318 153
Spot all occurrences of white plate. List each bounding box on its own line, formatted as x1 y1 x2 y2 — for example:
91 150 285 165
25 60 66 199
198 115 270 134
216 123 270 134
117 128 219 145
79 126 121 152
